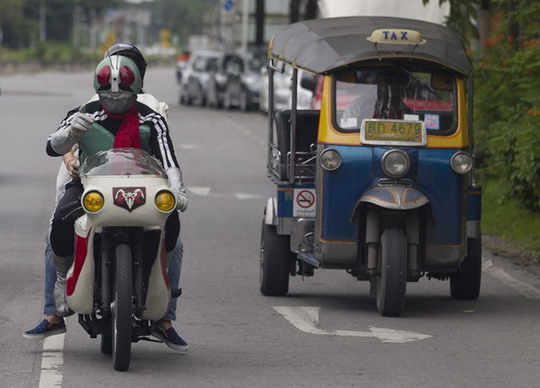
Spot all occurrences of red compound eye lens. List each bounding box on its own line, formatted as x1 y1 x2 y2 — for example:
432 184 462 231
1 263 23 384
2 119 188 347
119 66 135 86
97 65 111 86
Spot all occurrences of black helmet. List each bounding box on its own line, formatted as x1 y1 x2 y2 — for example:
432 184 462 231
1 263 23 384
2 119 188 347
105 43 147 79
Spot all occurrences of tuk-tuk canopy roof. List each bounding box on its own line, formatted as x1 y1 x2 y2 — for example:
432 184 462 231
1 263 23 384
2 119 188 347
269 16 472 76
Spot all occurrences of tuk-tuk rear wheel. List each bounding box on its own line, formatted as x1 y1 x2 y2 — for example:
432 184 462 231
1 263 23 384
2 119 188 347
376 228 407 317
450 237 482 300
260 221 291 296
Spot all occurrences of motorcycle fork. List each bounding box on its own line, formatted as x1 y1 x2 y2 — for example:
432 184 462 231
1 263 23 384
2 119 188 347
100 228 145 318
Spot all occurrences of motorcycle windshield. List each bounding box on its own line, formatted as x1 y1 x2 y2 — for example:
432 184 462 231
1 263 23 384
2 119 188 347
79 148 167 177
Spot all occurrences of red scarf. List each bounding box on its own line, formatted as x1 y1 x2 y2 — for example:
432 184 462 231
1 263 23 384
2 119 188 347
105 106 142 149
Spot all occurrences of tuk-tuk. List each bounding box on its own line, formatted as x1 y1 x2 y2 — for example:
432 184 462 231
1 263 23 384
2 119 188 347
259 16 482 317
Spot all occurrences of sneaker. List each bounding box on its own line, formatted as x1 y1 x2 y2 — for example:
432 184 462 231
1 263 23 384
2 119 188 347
152 325 189 352
23 318 66 340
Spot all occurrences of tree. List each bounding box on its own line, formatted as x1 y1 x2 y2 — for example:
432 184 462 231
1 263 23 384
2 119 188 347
422 0 481 41
0 0 36 49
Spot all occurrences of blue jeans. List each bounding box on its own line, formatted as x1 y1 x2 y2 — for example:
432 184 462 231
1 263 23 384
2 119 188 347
43 236 183 321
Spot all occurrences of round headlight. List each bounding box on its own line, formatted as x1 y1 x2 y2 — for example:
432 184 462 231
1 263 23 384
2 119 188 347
155 190 176 212
320 148 342 171
451 151 473 174
83 191 104 213
382 149 410 178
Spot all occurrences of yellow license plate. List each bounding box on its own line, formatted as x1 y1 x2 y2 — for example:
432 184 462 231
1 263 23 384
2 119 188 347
361 119 426 146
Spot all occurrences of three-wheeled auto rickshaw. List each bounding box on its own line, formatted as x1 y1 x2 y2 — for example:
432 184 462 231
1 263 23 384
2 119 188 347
259 16 482 316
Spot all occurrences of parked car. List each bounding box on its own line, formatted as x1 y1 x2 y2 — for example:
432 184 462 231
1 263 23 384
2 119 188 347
222 50 266 111
260 66 315 113
179 50 219 106
206 52 242 109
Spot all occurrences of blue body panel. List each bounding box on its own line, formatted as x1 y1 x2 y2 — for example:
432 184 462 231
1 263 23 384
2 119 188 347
319 145 466 245
467 188 482 221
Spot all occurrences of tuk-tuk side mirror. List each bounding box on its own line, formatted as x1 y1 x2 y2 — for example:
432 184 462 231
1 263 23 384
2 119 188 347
300 72 317 92
431 72 453 91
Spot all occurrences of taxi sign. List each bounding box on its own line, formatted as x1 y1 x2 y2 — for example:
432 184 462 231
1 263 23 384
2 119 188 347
367 29 426 45
361 119 427 146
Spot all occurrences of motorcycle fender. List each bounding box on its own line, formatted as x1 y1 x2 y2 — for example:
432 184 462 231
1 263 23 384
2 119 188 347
66 218 95 314
143 240 171 320
350 186 429 223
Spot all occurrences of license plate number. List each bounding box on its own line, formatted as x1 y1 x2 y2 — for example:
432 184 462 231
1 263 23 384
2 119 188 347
361 119 426 146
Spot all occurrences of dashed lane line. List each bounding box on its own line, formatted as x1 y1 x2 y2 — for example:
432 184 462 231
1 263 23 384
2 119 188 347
39 333 65 388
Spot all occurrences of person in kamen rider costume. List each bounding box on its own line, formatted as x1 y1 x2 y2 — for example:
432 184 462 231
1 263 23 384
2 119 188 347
44 45 189 351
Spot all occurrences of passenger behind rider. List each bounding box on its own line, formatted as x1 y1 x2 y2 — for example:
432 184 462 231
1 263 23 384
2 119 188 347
23 44 189 352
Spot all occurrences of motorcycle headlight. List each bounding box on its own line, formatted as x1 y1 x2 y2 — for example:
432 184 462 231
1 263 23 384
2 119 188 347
382 149 410 178
451 151 473 174
83 191 104 213
320 148 342 171
155 190 176 212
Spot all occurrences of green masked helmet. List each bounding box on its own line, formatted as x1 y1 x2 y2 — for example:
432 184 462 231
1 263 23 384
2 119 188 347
94 55 142 113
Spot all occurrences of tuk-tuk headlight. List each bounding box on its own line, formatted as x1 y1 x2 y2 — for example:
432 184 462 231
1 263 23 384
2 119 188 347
451 152 473 174
83 191 104 213
320 148 342 171
155 190 176 212
382 149 410 178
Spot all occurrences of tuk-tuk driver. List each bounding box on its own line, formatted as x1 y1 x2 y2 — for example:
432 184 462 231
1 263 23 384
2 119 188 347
373 70 410 119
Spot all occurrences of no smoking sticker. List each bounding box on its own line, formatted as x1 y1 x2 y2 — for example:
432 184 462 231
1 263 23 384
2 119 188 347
293 189 316 217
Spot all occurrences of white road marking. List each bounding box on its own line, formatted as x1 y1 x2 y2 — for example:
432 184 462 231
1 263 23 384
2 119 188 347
234 192 265 200
188 186 212 196
188 186 264 200
273 306 432 343
39 333 65 388
483 258 540 301
178 144 202 150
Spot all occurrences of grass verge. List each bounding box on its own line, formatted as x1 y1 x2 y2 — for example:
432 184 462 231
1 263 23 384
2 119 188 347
482 179 540 266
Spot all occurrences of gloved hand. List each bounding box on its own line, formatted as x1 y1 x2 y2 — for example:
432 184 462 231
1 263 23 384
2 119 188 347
69 111 94 139
175 191 188 212
50 106 94 155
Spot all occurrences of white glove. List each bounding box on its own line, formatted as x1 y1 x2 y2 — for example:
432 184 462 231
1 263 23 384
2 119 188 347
175 192 188 212
50 107 94 155
70 111 94 138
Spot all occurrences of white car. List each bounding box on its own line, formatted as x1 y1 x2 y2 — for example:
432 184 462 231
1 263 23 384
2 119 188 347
260 66 314 113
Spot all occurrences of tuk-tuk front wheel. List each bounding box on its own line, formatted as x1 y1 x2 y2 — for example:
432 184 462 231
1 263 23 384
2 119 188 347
260 221 292 296
376 228 407 317
450 237 482 300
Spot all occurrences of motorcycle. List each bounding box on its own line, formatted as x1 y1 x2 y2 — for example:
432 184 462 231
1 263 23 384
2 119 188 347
65 147 179 371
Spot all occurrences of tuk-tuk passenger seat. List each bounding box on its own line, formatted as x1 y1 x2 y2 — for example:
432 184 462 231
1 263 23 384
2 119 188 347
274 109 319 181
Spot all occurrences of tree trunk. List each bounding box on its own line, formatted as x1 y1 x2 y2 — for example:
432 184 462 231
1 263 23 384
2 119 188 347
290 0 301 23
303 0 318 20
255 0 265 47
508 0 520 50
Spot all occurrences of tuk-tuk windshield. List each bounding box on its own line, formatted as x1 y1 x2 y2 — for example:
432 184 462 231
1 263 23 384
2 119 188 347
335 67 456 134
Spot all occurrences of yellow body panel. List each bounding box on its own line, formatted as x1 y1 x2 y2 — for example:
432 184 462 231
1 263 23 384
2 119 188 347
317 75 469 148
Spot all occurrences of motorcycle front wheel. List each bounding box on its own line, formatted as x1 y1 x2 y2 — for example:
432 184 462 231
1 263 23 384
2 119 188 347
112 243 133 371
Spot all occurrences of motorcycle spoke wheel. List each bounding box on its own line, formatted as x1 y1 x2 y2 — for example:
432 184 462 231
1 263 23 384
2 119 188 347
112 243 133 371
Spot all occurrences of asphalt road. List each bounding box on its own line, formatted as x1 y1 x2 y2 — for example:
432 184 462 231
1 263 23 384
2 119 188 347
1 67 540 387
